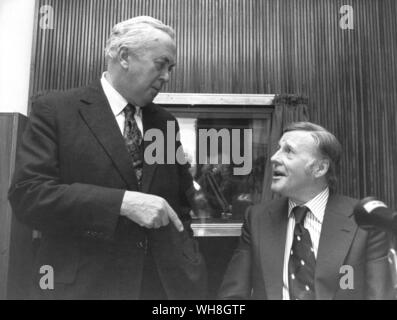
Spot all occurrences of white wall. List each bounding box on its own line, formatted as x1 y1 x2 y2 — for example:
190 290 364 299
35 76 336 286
0 0 35 115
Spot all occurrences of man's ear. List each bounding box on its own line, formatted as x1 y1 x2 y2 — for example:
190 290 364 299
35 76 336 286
313 159 330 178
117 46 130 69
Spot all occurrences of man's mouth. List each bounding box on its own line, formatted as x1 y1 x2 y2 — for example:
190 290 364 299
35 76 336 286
272 168 287 178
151 83 163 91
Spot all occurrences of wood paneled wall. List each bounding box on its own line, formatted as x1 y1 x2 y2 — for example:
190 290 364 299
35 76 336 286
30 0 397 208
0 114 32 299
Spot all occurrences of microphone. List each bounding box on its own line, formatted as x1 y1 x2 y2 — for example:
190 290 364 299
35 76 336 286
353 197 397 233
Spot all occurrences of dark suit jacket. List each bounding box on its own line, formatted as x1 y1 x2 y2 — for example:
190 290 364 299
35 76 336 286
219 194 394 300
8 81 207 299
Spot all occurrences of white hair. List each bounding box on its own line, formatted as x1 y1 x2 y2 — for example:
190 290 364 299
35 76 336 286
104 16 175 60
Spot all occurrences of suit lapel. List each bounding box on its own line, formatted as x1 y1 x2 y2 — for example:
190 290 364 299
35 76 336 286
259 198 289 300
141 104 160 193
78 82 139 189
315 194 357 299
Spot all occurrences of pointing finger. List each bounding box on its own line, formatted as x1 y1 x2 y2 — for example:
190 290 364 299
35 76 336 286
166 204 184 232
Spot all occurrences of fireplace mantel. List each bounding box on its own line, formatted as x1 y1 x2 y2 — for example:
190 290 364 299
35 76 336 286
154 93 275 106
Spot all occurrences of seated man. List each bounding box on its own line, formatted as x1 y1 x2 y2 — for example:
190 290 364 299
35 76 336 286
219 121 393 299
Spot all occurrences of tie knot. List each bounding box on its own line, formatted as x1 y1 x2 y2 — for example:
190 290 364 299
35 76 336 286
292 206 309 225
124 103 136 119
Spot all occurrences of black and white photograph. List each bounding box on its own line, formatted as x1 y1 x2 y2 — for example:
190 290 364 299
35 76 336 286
0 0 396 308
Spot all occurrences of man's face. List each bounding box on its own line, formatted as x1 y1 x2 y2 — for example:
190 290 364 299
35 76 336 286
120 28 176 107
270 130 321 201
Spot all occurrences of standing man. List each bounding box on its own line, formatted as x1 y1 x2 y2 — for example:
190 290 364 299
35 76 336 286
219 122 393 299
9 16 207 300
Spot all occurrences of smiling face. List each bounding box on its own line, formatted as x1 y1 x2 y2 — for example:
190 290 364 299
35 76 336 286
114 28 176 107
270 130 328 203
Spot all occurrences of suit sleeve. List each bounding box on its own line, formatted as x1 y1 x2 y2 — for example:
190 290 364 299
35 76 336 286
364 227 395 299
218 206 253 299
8 97 124 240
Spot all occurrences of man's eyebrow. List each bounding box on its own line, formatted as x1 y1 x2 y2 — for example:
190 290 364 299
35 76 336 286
156 57 174 63
287 141 296 150
281 141 296 151
155 57 176 68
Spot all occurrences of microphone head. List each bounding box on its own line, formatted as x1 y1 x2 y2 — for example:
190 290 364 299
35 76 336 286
353 196 396 232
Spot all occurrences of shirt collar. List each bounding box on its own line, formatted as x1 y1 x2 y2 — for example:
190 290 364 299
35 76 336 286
100 72 141 117
288 187 329 224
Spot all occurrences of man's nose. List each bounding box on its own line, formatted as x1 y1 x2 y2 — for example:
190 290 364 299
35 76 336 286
160 69 171 82
270 149 281 164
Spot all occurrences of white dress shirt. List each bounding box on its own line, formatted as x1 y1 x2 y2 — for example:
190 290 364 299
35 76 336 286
100 72 143 135
282 187 329 300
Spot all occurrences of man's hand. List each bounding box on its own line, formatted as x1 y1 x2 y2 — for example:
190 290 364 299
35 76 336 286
120 191 184 232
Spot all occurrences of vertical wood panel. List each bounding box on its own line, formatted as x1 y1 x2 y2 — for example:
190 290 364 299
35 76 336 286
29 0 397 208
0 114 31 299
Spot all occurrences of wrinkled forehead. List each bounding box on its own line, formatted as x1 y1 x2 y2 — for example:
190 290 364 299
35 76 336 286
147 27 176 45
144 29 176 57
280 130 320 155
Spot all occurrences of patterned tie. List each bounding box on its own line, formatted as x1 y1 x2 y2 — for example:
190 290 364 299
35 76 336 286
123 103 143 187
288 206 316 300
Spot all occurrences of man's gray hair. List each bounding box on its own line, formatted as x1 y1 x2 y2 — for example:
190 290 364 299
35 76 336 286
104 16 175 59
283 121 342 193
